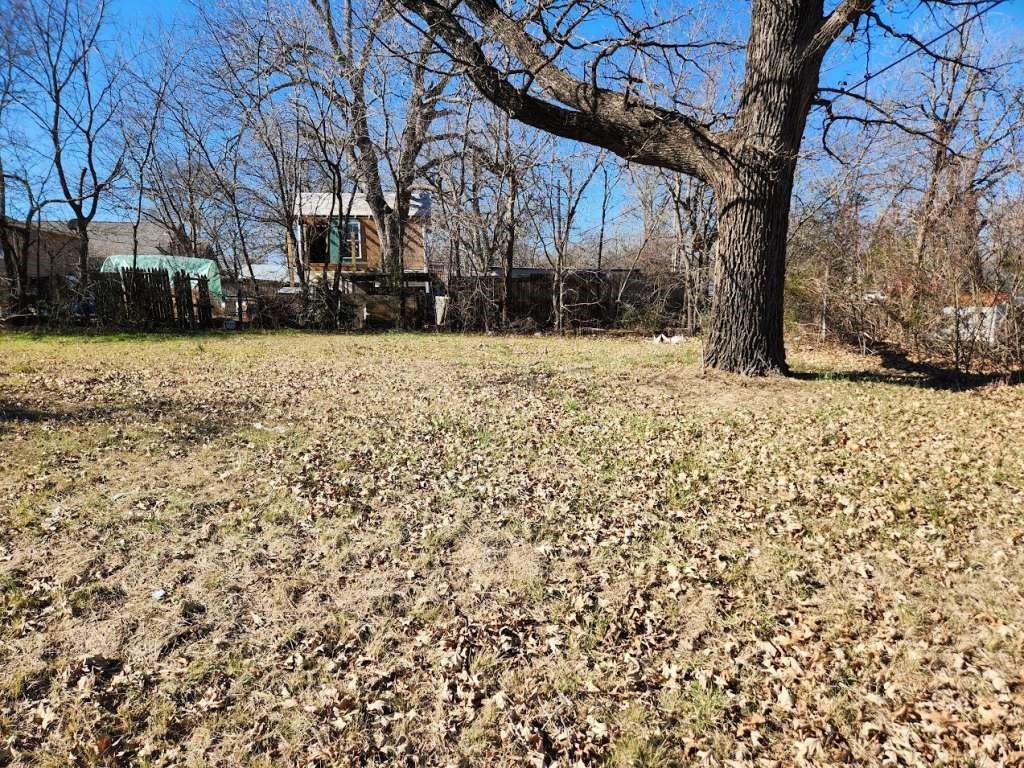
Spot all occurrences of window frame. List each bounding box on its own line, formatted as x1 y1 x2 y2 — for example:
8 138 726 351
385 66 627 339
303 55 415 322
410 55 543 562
338 217 363 264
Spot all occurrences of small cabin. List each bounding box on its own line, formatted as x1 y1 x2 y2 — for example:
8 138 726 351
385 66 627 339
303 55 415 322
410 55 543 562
292 192 431 285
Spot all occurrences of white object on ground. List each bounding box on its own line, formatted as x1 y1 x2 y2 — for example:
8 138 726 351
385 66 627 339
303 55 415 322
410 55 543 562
652 334 685 345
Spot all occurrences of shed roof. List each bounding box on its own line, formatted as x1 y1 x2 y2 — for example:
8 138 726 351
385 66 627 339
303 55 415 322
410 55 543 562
28 219 186 261
249 263 289 283
87 221 174 256
295 191 431 219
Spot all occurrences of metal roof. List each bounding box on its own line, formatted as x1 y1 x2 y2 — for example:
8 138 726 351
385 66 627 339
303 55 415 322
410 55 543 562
294 191 431 219
249 263 290 283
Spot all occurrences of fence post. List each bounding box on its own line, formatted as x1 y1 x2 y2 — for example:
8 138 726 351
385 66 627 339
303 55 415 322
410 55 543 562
196 275 213 329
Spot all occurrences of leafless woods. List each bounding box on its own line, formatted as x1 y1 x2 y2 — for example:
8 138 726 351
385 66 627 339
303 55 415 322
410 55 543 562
1 0 1022 375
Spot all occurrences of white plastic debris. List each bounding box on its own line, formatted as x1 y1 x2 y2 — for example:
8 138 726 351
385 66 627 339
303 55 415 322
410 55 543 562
652 333 685 345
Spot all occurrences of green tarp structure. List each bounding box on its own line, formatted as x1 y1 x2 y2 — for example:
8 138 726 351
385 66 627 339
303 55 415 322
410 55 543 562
100 254 223 299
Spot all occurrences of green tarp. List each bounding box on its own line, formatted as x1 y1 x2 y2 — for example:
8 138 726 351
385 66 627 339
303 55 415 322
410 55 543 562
100 254 223 298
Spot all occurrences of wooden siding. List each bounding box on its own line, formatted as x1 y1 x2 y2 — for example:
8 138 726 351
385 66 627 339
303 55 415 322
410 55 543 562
359 217 427 271
301 215 426 273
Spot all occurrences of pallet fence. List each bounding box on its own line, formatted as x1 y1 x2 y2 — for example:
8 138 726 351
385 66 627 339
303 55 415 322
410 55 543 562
93 267 214 330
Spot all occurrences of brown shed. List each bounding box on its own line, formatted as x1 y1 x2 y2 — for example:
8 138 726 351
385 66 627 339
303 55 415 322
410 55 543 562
293 191 431 281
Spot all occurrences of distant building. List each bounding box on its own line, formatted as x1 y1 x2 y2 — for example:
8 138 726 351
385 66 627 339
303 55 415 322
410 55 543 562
220 262 292 301
293 191 432 291
248 263 290 285
942 292 1023 346
0 218 79 293
83 221 192 265
2 218 192 281
1 217 203 307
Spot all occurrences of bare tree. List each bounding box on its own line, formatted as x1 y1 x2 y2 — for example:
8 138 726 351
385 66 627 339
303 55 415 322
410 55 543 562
904 22 1024 369
145 150 223 262
530 148 603 332
119 44 178 264
20 0 124 287
192 3 313 290
269 0 453 296
430 96 547 327
159 77 268 317
1 0 77 307
663 172 716 335
783 11 1024 372
396 0 1004 374
0 0 28 301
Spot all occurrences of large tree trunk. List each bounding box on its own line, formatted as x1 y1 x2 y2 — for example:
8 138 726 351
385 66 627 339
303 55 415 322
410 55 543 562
703 165 795 374
701 2 822 375
397 0 866 374
376 211 406 328
381 215 404 292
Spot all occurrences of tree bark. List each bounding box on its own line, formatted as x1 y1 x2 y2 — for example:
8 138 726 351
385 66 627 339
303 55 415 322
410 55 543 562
704 166 795 374
701 1 823 374
500 177 517 328
374 208 407 326
76 225 90 288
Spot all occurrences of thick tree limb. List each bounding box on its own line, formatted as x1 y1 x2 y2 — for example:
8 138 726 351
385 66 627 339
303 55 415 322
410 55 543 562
806 0 874 57
398 0 723 180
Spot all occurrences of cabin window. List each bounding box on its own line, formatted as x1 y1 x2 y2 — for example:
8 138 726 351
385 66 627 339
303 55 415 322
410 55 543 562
306 218 363 265
334 219 363 264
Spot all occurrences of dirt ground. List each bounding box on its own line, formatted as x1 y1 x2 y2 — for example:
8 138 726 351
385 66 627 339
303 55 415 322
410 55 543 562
1 331 1023 767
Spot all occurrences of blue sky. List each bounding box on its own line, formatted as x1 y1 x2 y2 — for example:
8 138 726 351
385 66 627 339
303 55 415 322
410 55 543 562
8 0 1024 234
93 0 1024 123
116 0 188 25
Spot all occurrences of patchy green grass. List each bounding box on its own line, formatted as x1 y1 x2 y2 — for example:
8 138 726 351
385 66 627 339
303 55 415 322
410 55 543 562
1 331 1023 767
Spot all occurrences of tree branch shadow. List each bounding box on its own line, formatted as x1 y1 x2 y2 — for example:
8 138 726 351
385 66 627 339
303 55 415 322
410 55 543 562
0 402 126 424
0 398 252 444
791 347 1023 391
